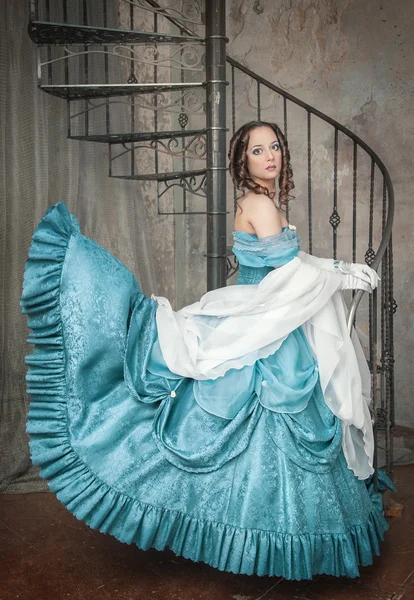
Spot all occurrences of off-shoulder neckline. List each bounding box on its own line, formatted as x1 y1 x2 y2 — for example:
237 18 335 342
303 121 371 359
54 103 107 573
232 225 295 240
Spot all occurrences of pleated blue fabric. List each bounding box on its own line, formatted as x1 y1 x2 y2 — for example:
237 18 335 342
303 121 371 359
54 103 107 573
21 202 394 580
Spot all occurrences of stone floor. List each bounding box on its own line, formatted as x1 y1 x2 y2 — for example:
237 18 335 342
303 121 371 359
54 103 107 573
1 464 413 600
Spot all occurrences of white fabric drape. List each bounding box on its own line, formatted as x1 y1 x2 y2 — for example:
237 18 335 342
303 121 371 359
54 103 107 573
154 257 374 480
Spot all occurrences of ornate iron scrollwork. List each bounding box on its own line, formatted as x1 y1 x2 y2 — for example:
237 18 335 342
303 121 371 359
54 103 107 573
365 247 376 266
69 90 205 125
381 351 395 370
112 134 207 162
178 112 189 127
226 248 239 279
376 407 387 429
159 171 207 198
329 209 341 230
122 0 204 26
38 44 205 77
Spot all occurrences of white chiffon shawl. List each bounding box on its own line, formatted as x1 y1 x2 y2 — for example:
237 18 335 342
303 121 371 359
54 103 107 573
153 255 374 480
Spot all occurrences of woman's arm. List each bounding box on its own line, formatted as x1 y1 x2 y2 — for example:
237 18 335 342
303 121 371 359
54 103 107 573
297 250 380 292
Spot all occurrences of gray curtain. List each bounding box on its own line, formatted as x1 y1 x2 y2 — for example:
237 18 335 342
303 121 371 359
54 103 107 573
0 1 174 492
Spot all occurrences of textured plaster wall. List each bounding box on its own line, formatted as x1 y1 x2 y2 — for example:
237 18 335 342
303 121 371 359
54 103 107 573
223 0 413 427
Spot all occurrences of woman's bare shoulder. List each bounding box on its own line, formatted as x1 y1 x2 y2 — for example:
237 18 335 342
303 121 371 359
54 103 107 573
237 191 274 210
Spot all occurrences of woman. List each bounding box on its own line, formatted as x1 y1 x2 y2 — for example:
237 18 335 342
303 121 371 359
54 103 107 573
21 120 393 581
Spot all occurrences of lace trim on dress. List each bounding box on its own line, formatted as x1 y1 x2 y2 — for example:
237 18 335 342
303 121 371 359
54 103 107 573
232 227 300 255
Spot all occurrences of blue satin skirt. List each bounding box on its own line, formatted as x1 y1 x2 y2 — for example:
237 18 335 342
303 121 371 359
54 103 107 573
21 203 393 580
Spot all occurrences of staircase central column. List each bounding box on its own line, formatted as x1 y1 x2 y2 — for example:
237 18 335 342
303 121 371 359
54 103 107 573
205 0 227 291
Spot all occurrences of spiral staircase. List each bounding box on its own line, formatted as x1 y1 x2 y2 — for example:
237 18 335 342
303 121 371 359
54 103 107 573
28 0 396 479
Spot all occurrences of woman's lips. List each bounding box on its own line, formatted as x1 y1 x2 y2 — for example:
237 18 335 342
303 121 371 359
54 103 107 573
266 165 276 171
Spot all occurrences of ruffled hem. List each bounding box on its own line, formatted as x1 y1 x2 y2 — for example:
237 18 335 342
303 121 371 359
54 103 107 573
21 202 391 581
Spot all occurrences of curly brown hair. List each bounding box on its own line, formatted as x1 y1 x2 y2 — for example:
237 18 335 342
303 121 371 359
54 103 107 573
228 120 295 213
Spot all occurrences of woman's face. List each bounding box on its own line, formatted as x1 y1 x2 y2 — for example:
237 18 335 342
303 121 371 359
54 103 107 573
245 126 282 188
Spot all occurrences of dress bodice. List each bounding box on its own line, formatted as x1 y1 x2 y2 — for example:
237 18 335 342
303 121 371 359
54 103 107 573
232 225 301 285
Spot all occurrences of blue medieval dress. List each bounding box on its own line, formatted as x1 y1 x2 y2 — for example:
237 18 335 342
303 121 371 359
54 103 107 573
20 202 394 580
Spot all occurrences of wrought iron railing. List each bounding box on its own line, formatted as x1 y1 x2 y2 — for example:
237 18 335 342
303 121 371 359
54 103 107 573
225 57 395 478
28 0 395 477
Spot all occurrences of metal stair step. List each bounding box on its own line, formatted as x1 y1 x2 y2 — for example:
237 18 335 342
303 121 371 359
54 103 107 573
40 82 204 100
112 169 207 182
69 129 207 144
28 21 205 45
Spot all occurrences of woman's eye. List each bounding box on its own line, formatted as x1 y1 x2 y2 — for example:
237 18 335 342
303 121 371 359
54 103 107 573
272 143 280 151
252 148 261 155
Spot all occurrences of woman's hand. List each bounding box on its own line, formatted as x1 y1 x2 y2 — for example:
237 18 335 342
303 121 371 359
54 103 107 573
338 273 373 293
297 251 380 293
335 261 381 290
